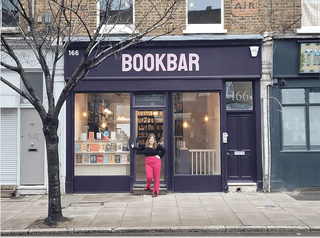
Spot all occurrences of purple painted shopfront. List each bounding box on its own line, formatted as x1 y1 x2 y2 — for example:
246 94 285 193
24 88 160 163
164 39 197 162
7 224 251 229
65 36 263 193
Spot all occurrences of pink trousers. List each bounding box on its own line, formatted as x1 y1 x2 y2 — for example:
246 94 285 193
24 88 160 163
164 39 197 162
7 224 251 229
145 156 161 195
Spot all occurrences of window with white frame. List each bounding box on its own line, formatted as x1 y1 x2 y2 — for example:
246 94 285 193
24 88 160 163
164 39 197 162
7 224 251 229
297 0 320 33
183 0 227 34
282 88 320 151
98 0 134 34
2 0 19 28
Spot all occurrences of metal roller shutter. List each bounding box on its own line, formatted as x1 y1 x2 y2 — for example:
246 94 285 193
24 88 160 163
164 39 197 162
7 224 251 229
1 108 18 185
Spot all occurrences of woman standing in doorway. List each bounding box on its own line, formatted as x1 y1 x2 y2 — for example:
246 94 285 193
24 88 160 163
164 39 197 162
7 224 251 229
131 133 166 197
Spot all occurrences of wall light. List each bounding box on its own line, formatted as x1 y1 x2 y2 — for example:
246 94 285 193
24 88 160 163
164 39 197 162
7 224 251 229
183 121 188 128
204 115 209 122
104 108 112 114
83 112 88 117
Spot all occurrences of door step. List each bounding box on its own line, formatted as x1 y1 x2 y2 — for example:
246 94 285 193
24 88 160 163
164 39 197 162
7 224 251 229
227 182 257 192
132 183 167 195
1 185 16 198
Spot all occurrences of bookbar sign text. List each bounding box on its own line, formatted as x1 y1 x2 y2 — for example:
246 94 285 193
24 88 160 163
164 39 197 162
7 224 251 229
122 53 200 72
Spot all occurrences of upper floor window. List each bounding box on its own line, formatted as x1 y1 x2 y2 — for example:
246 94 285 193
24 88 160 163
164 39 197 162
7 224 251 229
20 72 43 104
183 0 227 34
2 0 19 28
297 0 320 33
98 0 134 34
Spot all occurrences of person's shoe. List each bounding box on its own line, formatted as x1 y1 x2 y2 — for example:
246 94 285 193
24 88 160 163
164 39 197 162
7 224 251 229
144 187 152 192
152 191 158 197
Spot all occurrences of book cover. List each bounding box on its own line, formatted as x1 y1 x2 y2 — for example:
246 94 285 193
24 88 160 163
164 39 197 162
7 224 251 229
110 131 117 140
108 154 115 164
121 154 128 164
75 143 81 152
110 143 116 151
83 155 90 163
81 143 87 152
99 143 105 152
90 154 97 163
103 154 109 164
105 143 111 151
88 131 94 140
75 154 83 163
80 133 87 141
92 143 99 152
117 143 122 152
122 143 129 151
103 130 109 140
115 155 121 163
97 154 103 163
86 143 92 152
96 132 102 140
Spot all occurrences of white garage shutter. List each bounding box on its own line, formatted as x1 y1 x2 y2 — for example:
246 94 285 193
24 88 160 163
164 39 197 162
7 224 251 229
1 108 18 185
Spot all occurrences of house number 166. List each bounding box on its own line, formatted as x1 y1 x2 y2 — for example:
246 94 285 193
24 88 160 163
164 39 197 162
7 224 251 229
68 50 79 56
236 91 250 101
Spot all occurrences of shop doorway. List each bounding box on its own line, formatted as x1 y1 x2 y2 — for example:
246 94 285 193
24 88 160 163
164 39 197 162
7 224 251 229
226 112 256 181
134 110 165 183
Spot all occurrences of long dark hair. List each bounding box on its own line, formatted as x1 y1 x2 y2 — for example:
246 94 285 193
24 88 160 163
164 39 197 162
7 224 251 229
145 133 158 149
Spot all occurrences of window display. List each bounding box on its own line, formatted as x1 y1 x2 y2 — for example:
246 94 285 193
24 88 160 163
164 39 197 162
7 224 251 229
174 92 221 175
74 93 130 175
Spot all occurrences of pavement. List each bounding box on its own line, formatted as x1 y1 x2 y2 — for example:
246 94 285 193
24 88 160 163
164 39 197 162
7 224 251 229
1 191 320 236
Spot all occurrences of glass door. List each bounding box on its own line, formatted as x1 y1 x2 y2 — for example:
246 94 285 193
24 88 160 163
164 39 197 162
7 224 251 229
135 110 164 181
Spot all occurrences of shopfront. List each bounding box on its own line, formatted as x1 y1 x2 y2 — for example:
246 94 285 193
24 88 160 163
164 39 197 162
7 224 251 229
65 36 263 193
270 38 320 191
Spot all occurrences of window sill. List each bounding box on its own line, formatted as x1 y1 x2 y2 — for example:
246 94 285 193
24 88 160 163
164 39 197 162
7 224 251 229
183 24 227 34
99 24 137 35
1 27 20 34
297 27 320 34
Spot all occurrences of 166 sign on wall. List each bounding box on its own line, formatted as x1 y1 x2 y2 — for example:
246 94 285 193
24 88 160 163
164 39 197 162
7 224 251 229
300 43 320 73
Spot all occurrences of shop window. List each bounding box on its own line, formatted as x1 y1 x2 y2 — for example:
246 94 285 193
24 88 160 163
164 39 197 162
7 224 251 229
2 0 19 28
74 93 131 175
98 0 134 34
174 92 221 175
282 88 320 151
183 0 227 34
226 82 253 110
297 0 320 33
20 72 43 104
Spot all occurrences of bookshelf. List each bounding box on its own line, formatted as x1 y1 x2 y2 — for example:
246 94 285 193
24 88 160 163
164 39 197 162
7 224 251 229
136 110 163 145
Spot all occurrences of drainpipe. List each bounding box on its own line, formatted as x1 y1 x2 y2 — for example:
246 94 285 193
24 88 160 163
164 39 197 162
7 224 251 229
261 31 273 193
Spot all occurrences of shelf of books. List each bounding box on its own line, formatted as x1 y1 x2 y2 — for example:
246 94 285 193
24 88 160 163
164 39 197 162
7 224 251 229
74 138 130 175
137 111 163 145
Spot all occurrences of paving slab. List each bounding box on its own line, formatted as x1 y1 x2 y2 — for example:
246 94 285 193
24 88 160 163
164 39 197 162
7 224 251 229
2 191 320 236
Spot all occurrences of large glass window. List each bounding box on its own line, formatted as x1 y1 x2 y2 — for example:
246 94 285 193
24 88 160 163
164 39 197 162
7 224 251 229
2 0 19 28
184 0 226 34
298 0 320 33
74 93 131 175
282 88 320 151
174 92 221 175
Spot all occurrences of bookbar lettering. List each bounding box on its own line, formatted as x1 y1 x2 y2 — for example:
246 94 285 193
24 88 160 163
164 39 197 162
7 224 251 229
122 53 200 72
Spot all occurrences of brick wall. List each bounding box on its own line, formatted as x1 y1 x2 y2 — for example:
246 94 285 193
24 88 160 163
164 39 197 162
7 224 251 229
7 0 302 37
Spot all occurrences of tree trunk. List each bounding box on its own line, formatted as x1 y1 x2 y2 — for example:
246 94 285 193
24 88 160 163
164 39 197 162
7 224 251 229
43 117 66 225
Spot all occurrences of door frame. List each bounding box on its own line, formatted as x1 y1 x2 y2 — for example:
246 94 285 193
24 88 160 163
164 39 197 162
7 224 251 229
130 93 168 189
222 79 263 190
